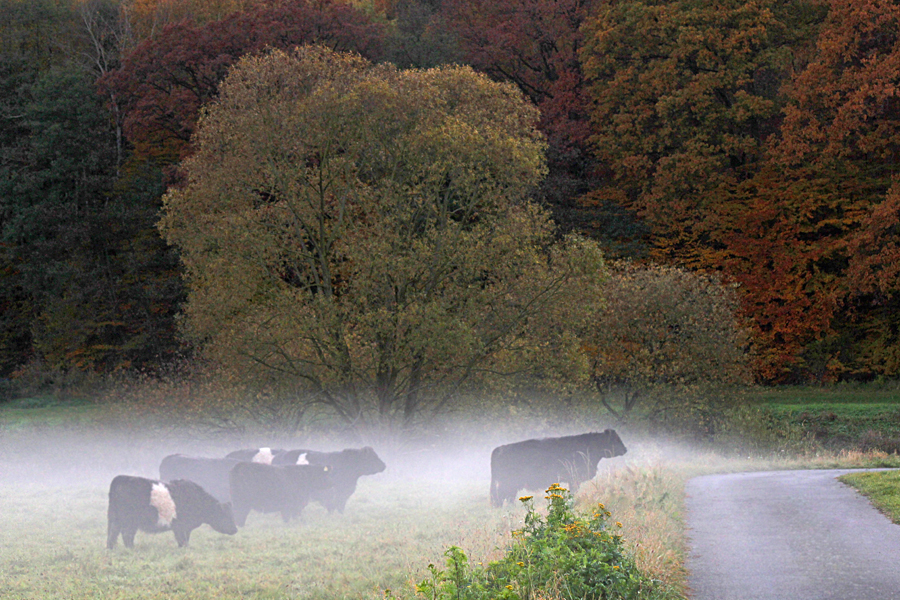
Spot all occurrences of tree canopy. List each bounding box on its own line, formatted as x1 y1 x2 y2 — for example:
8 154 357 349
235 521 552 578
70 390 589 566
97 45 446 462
160 46 606 433
587 261 752 419
6 0 900 393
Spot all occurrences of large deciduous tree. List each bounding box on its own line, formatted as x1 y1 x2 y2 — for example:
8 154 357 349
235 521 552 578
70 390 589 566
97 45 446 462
731 0 900 380
160 46 606 435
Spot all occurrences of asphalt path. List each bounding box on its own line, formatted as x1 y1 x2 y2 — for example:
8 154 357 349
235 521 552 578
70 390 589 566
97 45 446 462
685 469 900 600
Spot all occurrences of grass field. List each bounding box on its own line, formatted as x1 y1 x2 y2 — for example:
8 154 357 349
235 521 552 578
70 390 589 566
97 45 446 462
0 413 536 600
0 478 513 600
745 385 900 453
3 386 900 599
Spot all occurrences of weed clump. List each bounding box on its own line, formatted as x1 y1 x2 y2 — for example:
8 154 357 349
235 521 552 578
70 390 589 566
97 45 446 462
406 484 658 600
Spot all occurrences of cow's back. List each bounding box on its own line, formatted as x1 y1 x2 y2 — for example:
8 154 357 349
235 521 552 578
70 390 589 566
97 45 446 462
159 455 239 502
490 431 626 506
229 462 287 513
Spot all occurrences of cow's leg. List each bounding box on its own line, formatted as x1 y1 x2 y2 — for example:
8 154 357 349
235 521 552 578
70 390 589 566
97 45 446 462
328 494 349 513
490 479 502 507
493 480 519 507
233 505 249 527
173 526 190 547
122 526 138 549
491 479 516 507
106 520 120 549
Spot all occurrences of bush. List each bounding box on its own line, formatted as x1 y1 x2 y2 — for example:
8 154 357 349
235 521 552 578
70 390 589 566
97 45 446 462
404 485 656 600
587 261 752 420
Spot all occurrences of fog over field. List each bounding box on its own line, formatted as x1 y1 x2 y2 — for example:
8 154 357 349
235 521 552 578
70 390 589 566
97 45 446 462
0 405 650 599
0 401 636 490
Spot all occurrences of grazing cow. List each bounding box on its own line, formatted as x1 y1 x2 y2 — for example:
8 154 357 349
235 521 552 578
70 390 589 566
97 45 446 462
229 462 331 526
490 430 627 507
272 447 386 513
159 454 242 503
106 475 237 548
224 447 284 464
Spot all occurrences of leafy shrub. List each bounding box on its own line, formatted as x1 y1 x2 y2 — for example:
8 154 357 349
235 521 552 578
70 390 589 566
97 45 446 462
404 485 655 600
586 261 752 420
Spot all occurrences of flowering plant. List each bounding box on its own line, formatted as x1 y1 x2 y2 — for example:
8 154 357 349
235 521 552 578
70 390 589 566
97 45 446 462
409 485 650 600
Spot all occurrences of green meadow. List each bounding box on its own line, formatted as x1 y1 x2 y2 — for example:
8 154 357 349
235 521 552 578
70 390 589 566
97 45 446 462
3 387 900 600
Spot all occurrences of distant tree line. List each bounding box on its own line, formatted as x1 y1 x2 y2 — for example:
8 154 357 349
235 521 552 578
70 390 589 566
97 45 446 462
2 0 899 408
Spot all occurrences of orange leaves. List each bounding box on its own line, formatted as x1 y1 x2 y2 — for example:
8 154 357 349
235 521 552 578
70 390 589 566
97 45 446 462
580 0 900 380
777 0 900 166
845 181 900 298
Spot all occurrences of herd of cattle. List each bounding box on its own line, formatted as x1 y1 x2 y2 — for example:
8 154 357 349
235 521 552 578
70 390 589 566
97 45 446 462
106 429 627 549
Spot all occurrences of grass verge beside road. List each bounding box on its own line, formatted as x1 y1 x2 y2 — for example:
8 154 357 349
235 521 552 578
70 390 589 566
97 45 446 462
839 471 900 525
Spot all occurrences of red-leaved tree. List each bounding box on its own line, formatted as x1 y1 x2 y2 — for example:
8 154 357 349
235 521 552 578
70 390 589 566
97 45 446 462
718 0 900 380
102 0 386 163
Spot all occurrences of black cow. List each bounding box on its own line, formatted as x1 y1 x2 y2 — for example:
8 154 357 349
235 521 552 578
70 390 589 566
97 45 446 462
224 447 284 464
159 454 241 503
106 475 237 548
489 429 627 507
272 447 386 513
229 462 331 526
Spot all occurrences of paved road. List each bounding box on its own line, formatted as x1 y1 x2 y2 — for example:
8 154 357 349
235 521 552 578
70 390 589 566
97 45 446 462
685 469 900 600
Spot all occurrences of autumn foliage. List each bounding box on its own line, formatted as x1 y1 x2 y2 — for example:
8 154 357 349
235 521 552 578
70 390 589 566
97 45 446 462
6 0 900 394
158 46 608 431
101 0 385 162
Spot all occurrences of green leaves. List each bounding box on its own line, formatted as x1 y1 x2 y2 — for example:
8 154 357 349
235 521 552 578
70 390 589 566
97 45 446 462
161 46 604 434
412 485 652 600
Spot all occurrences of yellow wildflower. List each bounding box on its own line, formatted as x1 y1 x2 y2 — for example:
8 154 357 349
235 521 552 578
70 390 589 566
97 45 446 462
518 496 533 502
616 522 623 528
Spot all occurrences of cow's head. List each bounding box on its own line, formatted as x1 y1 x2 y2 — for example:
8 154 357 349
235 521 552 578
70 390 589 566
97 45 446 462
599 429 627 458
356 447 386 475
208 502 238 535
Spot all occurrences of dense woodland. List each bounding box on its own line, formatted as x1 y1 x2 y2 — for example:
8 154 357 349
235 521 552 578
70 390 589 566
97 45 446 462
2 0 900 405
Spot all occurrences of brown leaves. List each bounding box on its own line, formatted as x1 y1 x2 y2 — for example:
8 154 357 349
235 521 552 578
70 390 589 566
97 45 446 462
586 260 751 417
